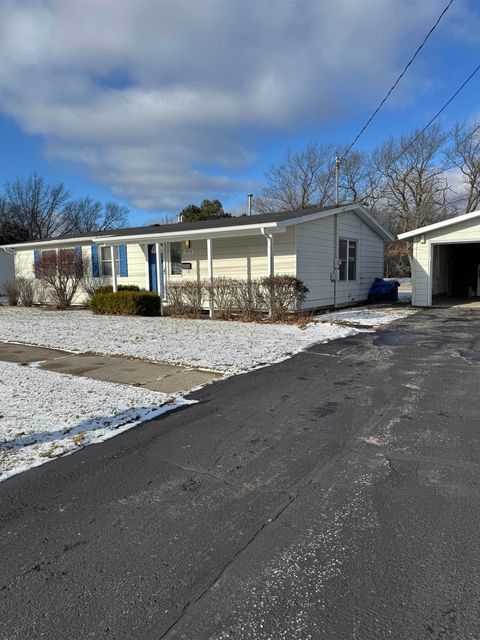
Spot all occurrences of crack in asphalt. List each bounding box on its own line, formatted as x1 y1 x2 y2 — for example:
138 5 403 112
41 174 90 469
152 492 296 640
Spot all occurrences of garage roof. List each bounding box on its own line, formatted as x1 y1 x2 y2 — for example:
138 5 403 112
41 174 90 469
398 209 480 240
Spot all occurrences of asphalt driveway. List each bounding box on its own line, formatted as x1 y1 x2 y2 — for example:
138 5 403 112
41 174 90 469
1 307 480 639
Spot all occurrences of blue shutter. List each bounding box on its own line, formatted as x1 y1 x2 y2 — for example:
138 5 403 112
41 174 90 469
91 245 100 277
33 249 40 278
118 244 128 277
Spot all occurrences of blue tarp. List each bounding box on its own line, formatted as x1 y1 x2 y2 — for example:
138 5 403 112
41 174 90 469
368 278 400 301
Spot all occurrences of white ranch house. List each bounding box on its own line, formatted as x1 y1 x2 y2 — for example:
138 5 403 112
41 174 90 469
3 204 393 312
399 209 480 307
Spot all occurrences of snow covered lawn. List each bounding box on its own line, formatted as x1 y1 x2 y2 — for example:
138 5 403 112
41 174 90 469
0 306 413 374
0 360 190 481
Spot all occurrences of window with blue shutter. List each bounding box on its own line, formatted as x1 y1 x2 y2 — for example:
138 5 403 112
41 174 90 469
33 249 40 278
118 244 128 277
91 245 100 277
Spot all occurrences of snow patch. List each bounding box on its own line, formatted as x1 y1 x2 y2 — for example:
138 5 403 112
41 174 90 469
0 306 413 374
0 360 192 481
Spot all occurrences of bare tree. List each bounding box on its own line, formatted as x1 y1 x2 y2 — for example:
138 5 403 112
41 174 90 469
337 149 373 204
255 143 336 213
2 174 71 240
445 120 480 214
64 198 129 233
35 249 85 308
370 123 449 236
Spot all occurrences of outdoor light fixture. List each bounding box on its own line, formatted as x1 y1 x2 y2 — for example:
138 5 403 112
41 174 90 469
184 240 191 248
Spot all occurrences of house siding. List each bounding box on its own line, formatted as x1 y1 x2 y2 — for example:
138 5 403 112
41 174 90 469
173 229 296 283
0 251 15 291
296 211 385 309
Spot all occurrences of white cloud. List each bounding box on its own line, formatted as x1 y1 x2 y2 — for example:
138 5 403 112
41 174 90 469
0 0 473 212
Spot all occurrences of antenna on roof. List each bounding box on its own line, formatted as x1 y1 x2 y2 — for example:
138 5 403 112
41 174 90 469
247 193 253 216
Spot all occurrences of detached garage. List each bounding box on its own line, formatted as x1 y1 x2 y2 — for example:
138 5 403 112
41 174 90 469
399 209 480 306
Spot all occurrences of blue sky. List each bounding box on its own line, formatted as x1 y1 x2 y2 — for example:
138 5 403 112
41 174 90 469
1 0 479 226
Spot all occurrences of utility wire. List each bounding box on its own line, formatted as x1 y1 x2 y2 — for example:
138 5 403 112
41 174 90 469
360 63 480 205
341 0 455 160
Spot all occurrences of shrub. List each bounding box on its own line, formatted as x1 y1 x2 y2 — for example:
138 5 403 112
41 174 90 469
3 278 36 306
262 275 309 320
164 275 308 320
3 279 20 305
166 281 205 317
230 279 265 320
17 278 36 306
90 290 161 316
94 284 140 295
204 277 237 318
35 250 85 309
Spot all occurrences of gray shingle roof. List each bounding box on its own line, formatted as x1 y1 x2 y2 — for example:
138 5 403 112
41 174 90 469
5 204 347 246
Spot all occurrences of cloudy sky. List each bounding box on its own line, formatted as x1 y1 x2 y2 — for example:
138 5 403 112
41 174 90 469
0 0 479 224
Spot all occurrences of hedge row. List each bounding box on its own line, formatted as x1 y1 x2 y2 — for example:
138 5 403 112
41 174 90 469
90 290 161 316
166 275 309 320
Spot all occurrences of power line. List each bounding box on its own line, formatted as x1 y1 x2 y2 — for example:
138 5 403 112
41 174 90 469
341 0 455 160
360 63 480 205
459 121 480 144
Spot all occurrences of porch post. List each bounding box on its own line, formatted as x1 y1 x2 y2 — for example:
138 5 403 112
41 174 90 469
163 242 169 297
110 245 118 292
207 238 213 318
155 242 161 296
267 234 275 276
142 245 149 290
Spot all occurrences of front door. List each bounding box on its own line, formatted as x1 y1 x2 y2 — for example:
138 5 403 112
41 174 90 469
148 245 164 295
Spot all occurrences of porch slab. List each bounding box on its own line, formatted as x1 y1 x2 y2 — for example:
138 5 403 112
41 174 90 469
0 341 220 394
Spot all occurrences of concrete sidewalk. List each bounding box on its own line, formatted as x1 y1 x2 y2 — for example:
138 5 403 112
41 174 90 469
0 341 220 393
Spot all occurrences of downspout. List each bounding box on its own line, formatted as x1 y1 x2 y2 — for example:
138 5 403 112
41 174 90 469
332 214 338 308
261 228 275 317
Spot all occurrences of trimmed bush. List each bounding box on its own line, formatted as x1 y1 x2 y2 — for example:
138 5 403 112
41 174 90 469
262 275 309 320
166 281 204 317
90 290 161 316
95 284 141 294
3 279 20 305
165 275 308 320
3 278 37 306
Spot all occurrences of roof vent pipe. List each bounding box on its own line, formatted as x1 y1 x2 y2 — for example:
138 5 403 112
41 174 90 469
247 193 253 216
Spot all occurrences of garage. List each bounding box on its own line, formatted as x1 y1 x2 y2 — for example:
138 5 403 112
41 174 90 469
398 209 480 307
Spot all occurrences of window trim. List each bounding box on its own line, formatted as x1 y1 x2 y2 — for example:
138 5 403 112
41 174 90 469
100 246 120 277
338 238 358 282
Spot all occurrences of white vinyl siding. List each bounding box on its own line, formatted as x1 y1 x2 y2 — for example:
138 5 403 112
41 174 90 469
296 211 385 309
174 229 296 282
0 251 15 292
296 216 335 308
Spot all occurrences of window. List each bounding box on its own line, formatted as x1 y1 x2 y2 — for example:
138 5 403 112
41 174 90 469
100 246 119 276
170 242 183 275
338 239 357 281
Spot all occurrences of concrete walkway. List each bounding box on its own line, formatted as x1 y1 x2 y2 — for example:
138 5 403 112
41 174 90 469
0 341 220 393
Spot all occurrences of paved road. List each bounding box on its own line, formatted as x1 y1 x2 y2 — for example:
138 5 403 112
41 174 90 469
1 307 480 639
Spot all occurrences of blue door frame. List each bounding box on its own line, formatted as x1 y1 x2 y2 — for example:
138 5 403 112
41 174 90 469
148 245 164 295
